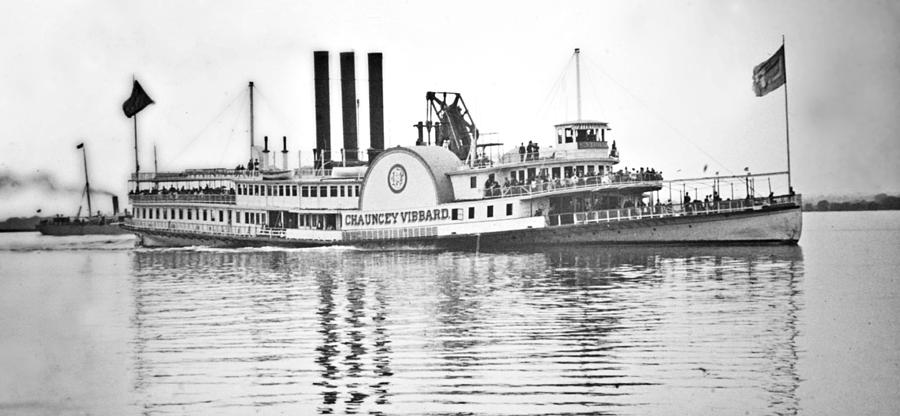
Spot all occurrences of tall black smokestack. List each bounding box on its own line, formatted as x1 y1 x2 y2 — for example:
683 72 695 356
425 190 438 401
368 52 384 159
112 196 119 215
314 51 331 167
340 52 358 163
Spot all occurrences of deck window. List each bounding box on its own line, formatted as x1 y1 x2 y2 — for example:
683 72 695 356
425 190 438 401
340 186 346 197
355 186 360 197
320 186 327 197
219 211 223 222
330 186 338 197
487 206 494 218
470 176 477 188
468 206 475 219
506 203 513 216
179 209 183 220
291 186 297 197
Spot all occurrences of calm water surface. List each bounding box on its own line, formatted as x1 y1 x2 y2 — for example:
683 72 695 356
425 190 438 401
0 212 898 415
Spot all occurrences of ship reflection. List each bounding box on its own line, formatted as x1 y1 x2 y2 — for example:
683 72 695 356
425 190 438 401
129 245 802 415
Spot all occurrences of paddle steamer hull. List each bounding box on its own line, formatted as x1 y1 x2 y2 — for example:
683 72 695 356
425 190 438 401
126 204 801 249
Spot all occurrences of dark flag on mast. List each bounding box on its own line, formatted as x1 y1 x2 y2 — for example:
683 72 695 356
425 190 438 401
76 143 84 149
122 80 154 118
752 46 785 97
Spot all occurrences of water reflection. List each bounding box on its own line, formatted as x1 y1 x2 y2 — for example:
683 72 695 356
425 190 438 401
129 245 802 415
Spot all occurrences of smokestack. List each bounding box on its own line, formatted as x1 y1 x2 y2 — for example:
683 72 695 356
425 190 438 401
314 51 331 167
281 136 289 171
262 136 270 170
112 196 119 215
367 52 384 159
340 52 358 163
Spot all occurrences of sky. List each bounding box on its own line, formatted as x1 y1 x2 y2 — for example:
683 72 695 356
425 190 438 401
1 0 898 219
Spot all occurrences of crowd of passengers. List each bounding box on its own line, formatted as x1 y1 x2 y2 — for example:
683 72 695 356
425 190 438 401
129 185 236 196
484 167 664 197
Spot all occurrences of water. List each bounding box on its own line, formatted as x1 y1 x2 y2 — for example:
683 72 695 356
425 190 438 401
0 212 898 415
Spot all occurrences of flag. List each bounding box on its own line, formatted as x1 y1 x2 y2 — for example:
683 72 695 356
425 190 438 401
76 143 84 149
752 45 785 97
702 164 708 173
122 80 154 118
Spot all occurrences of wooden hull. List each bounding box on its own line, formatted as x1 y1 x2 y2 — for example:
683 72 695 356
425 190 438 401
127 205 801 249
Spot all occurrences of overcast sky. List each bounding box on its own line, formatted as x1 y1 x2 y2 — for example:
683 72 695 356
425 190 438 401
1 0 898 218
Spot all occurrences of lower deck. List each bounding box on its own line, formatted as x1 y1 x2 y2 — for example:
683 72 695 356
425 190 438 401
125 195 802 247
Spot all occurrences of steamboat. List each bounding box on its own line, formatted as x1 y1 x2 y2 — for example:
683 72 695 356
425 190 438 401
38 143 130 236
124 49 802 248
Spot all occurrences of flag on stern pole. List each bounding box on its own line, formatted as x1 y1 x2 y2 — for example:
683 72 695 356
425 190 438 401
76 143 84 149
752 45 785 97
122 80 154 118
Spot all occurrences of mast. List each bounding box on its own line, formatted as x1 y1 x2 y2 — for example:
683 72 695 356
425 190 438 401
575 48 582 121
80 143 93 217
249 81 255 156
154 144 158 176
782 36 792 191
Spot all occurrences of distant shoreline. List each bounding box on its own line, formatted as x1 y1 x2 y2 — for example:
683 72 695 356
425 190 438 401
803 194 900 212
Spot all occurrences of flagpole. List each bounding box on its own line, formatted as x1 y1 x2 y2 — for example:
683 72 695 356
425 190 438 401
782 35 792 191
134 113 140 192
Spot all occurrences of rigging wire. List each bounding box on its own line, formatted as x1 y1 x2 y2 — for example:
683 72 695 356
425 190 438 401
216 94 249 166
254 87 300 139
580 54 735 177
534 53 575 124
169 87 248 165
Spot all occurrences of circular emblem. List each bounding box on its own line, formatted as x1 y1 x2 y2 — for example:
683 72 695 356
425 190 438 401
387 164 407 193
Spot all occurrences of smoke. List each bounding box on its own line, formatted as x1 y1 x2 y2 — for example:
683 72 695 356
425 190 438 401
0 169 117 197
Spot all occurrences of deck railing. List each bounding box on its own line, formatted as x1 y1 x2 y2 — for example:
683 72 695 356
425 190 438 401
484 174 663 199
494 148 617 166
127 218 260 237
129 193 236 205
547 194 801 226
127 218 299 240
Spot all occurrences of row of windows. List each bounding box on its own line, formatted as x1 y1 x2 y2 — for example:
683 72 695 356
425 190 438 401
456 203 514 220
301 184 359 198
136 207 266 225
137 202 516 228
237 183 360 198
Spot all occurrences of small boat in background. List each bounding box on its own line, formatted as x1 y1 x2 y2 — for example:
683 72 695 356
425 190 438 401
37 143 131 236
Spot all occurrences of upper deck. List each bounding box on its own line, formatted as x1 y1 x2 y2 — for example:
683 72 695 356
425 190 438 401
129 166 361 183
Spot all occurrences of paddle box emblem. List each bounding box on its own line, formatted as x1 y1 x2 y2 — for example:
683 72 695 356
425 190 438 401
388 164 407 193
